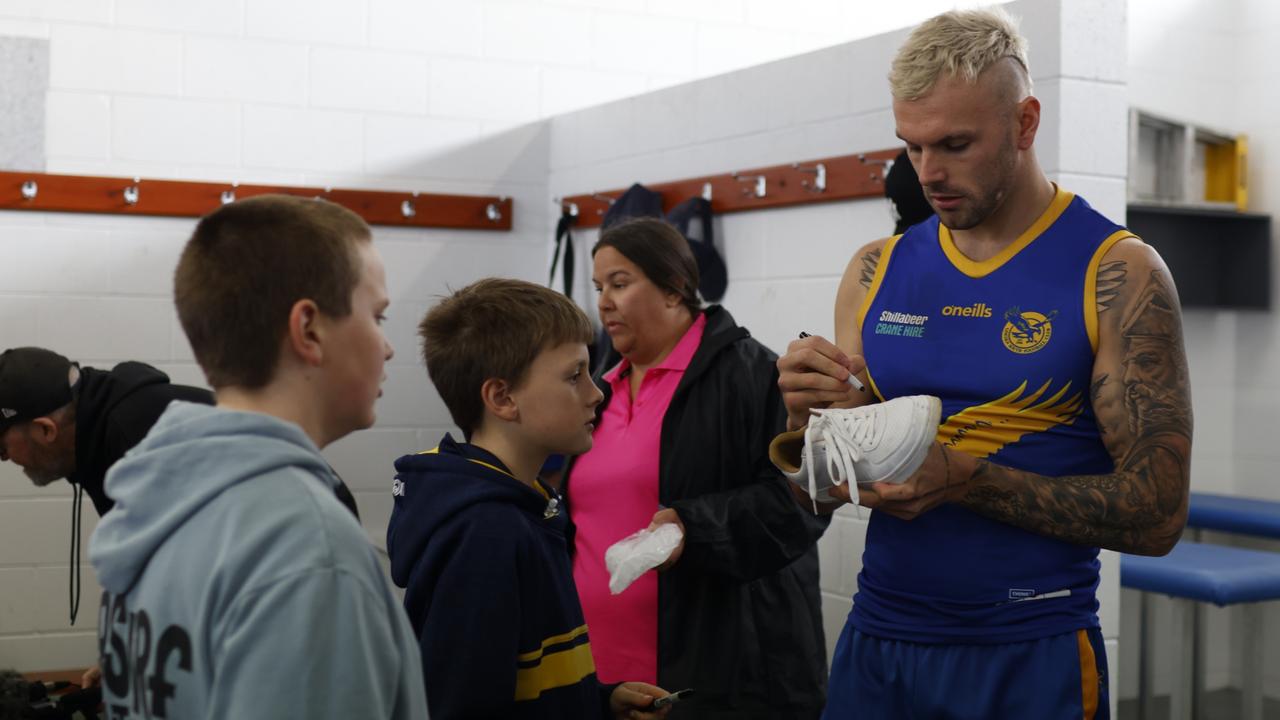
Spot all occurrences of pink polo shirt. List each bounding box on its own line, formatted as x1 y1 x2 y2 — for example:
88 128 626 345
570 313 706 684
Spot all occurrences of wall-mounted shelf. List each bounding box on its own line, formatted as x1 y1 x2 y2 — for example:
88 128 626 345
0 170 513 231
1129 109 1247 211
1128 203 1270 309
557 147 901 227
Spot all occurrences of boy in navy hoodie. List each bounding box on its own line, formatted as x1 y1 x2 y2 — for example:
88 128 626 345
388 278 671 719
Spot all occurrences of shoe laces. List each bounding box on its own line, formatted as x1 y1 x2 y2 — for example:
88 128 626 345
803 407 875 514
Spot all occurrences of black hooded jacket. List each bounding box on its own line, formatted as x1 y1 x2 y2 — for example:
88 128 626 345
72 362 214 515
71 362 360 518
564 305 831 719
60 362 359 627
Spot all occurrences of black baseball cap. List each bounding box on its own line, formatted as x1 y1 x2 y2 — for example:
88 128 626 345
0 347 76 432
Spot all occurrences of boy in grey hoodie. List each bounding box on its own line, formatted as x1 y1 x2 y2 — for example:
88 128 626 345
89 195 427 719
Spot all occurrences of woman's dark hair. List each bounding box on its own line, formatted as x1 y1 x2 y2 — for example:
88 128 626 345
592 217 702 315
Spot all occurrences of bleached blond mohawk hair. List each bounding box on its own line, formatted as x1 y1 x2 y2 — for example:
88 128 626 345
889 6 1030 101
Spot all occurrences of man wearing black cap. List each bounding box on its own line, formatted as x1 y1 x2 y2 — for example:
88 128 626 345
0 347 216 636
0 347 215 515
0 346 361 519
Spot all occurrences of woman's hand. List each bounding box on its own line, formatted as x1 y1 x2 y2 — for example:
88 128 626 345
610 682 672 719
647 508 685 571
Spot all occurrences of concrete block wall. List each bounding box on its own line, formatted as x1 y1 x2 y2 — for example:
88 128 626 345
1121 0 1280 700
549 3 1125 717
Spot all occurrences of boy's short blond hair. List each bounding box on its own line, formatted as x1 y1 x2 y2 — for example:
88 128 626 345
419 278 593 437
889 7 1030 101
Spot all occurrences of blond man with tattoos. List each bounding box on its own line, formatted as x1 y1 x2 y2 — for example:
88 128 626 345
777 9 1192 719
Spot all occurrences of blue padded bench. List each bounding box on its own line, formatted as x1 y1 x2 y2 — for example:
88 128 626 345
1187 491 1280 540
1122 541 1280 720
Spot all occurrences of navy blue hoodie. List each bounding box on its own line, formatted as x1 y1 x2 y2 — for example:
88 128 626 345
388 434 609 719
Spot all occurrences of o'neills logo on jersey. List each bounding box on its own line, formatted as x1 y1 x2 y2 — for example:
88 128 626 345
941 302 993 318
1001 306 1058 354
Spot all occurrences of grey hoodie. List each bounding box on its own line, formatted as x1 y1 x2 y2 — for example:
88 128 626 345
89 402 427 719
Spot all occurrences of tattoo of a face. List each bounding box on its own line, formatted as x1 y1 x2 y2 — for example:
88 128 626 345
858 248 882 289
1120 271 1189 437
1096 260 1127 313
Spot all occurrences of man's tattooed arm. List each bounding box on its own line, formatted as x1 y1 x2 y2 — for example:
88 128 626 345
958 243 1192 555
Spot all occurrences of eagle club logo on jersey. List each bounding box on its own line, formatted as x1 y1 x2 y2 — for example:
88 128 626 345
1001 306 1057 354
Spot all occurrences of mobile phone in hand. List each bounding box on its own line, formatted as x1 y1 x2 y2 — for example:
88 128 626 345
652 688 695 709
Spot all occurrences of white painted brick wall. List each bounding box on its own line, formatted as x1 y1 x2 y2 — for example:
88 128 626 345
0 0 108 25
43 91 109 160
114 0 246 35
245 0 368 46
367 0 482 57
49 24 182 95
242 104 365 173
310 46 429 115
184 36 308 104
428 58 542 123
113 97 241 167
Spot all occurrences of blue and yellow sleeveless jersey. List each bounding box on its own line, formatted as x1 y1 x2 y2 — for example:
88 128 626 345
854 187 1136 644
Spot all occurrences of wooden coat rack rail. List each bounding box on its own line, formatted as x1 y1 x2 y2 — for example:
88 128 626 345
556 147 901 228
0 170 513 231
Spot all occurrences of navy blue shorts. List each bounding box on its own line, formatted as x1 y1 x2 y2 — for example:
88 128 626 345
823 625 1109 719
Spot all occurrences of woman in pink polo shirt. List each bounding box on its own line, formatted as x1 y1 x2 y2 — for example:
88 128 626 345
564 218 829 720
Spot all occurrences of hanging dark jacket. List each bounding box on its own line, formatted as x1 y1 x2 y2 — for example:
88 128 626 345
564 305 831 720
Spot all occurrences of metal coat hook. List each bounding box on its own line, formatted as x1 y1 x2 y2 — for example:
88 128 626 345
732 173 767 199
553 197 580 217
21 180 37 200
794 163 827 193
485 202 503 222
859 154 892 183
591 193 616 205
220 182 238 205
401 192 418 219
701 182 713 202
123 178 140 205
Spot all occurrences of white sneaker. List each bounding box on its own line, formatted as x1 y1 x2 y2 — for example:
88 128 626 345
769 395 942 510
